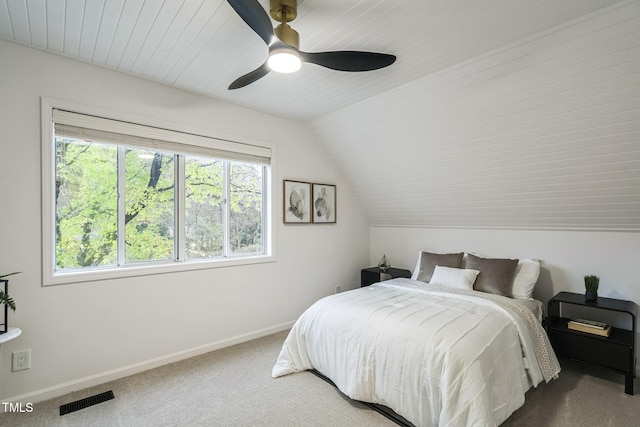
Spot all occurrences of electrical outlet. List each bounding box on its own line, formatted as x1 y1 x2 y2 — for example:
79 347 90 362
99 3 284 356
12 349 31 372
335 285 342 293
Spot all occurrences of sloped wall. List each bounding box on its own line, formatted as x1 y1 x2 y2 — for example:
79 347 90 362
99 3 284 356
311 1 640 231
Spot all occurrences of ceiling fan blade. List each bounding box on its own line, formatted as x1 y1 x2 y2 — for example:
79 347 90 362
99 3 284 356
300 51 396 72
227 0 275 45
228 62 271 90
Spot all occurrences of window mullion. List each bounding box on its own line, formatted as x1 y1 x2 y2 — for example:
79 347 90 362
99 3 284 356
223 160 230 257
262 165 268 255
117 146 126 266
176 155 185 262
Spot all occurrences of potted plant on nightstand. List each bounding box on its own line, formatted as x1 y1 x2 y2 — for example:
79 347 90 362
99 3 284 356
584 275 599 301
0 272 20 334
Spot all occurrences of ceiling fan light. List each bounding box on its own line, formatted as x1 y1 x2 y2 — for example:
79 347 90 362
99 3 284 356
268 49 302 73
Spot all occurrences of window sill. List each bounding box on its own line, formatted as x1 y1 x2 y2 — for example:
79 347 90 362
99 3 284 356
43 255 276 286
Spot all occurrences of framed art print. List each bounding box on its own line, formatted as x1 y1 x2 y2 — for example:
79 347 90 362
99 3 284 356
312 183 336 223
283 180 311 223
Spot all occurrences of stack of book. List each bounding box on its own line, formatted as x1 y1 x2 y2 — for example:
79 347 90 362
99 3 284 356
567 318 612 337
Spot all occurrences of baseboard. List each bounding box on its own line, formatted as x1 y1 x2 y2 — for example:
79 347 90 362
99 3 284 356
5 321 295 404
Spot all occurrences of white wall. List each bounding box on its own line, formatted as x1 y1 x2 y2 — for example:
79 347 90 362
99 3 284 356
370 226 640 372
0 40 370 402
370 227 639 303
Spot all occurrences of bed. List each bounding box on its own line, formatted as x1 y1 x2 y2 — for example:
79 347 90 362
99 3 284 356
272 252 561 427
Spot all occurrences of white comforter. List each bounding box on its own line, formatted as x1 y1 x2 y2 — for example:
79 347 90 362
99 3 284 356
272 278 560 427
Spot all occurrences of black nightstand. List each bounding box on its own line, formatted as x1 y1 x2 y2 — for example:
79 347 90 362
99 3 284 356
548 291 638 395
360 267 412 287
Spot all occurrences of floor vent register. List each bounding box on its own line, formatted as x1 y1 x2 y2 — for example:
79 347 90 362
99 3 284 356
59 390 115 416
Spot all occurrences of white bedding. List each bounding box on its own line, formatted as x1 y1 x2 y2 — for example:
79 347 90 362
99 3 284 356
273 278 560 427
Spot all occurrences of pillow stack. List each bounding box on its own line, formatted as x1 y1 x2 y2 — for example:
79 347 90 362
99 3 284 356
412 250 540 300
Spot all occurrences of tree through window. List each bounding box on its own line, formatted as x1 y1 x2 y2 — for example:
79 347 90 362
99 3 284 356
49 107 270 278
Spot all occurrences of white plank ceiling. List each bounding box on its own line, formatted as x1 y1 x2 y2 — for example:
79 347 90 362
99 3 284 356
0 0 623 121
1 0 638 231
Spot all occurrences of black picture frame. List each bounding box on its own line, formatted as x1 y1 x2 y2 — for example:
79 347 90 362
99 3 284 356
312 183 336 224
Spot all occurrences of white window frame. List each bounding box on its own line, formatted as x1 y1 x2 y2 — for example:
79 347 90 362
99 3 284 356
41 98 275 286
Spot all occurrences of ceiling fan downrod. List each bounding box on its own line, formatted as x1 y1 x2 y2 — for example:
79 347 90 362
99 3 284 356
270 0 299 48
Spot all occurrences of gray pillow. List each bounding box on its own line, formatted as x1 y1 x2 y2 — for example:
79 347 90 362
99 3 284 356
464 253 519 297
416 251 464 283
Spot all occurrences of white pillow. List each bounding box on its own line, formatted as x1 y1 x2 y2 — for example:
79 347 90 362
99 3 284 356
429 266 480 290
411 251 422 280
511 259 540 300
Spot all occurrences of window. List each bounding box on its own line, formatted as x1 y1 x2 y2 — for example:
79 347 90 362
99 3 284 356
42 101 273 285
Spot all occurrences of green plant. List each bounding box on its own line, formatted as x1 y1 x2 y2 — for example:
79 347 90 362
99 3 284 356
584 275 600 293
0 272 21 312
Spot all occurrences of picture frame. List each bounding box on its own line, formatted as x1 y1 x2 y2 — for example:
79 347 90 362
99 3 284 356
283 180 312 224
312 183 336 224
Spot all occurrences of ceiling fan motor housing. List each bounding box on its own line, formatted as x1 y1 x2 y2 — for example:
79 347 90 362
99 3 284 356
270 0 297 22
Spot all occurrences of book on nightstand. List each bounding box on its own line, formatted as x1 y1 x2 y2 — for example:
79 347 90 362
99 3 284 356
567 318 612 337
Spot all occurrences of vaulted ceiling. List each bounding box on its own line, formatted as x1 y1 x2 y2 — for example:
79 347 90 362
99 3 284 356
0 0 622 121
1 0 638 231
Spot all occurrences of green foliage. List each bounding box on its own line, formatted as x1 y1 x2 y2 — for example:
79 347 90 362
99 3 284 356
55 139 118 268
584 275 600 292
54 138 265 269
0 292 16 312
0 272 21 279
0 272 21 311
124 149 175 262
229 162 263 254
185 157 224 258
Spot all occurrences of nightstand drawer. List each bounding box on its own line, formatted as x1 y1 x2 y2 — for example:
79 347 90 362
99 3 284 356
549 330 632 373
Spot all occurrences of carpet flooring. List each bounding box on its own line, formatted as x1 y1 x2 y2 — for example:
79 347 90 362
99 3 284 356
1 329 638 426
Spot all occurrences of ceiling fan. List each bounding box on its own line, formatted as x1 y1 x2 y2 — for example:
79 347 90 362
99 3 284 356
226 0 397 90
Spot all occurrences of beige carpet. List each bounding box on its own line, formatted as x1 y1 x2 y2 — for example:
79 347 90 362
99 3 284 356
502 358 639 427
1 330 638 426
